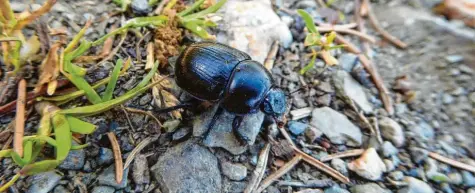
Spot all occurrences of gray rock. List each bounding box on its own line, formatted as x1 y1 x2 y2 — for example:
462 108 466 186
224 181 247 192
172 127 191 141
338 53 358 72
448 172 463 185
27 171 62 193
398 177 434 193
463 171 475 187
151 141 222 193
442 94 454 104
305 126 323 143
311 107 363 146
350 183 391 193
412 121 435 140
53 185 70 193
384 159 395 172
131 0 152 16
288 121 308 135
194 105 264 154
439 141 458 155
221 162 247 181
441 183 454 193
132 154 150 185
97 165 129 189
138 93 152 106
91 186 115 193
297 189 324 193
58 141 85 170
379 117 405 147
389 171 405 181
348 148 387 181
425 158 450 184
410 147 429 164
382 141 398 157
469 92 475 104
333 70 373 114
331 158 348 176
324 185 350 193
96 148 114 166
445 55 464 63
216 0 293 63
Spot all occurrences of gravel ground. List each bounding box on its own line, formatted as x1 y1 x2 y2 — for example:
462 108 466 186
0 0 474 193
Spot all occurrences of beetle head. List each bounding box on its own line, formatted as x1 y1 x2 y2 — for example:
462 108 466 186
261 88 287 118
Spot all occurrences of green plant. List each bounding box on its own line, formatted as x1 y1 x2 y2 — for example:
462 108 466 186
297 9 346 74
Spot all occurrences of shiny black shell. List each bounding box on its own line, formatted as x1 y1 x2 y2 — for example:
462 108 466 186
175 42 250 101
175 42 274 115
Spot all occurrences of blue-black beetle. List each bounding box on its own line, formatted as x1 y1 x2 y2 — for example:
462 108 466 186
174 42 287 142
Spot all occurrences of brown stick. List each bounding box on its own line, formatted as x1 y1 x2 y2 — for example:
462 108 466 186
429 152 475 173
334 33 394 115
263 40 279 70
245 143 271 193
145 42 155 70
13 79 26 157
317 27 376 43
256 154 302 193
354 0 372 55
363 0 407 49
107 132 124 184
320 149 365 162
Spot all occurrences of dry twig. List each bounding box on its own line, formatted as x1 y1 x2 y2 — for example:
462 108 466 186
320 149 365 162
317 26 376 43
245 143 271 193
14 79 27 157
123 136 159 169
354 0 372 55
145 42 155 70
362 0 408 49
334 33 394 115
124 107 162 127
263 41 279 70
429 152 475 173
121 105 136 132
256 154 302 193
107 132 124 183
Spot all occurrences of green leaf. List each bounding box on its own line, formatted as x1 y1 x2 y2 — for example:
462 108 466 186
304 33 320 46
327 44 346 50
0 174 20 192
300 53 317 75
183 0 227 21
71 143 89 150
59 62 159 117
297 9 318 34
65 72 103 104
51 114 72 161
66 116 96 134
20 160 59 176
102 58 124 101
326 31 337 45
183 21 211 39
178 0 206 17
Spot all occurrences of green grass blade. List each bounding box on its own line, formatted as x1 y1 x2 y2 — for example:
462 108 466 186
51 114 72 161
59 62 159 117
0 174 20 192
178 0 205 17
66 116 96 134
183 21 211 39
65 72 103 104
102 59 124 101
19 160 59 176
300 53 317 75
183 0 227 21
297 9 319 34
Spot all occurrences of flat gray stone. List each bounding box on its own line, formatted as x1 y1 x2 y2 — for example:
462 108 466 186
350 183 391 193
311 107 363 146
193 105 264 155
333 70 374 114
91 186 115 193
97 165 129 189
151 141 222 193
27 171 62 193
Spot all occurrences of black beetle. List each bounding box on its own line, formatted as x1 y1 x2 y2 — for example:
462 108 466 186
174 42 287 142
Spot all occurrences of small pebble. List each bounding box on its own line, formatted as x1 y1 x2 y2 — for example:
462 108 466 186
53 185 70 193
96 148 114 166
132 154 150 185
172 127 191 141
389 171 404 181
463 171 475 187
27 171 62 193
398 177 434 193
58 141 86 170
288 121 308 135
97 165 129 189
91 186 115 193
445 55 464 63
382 141 398 157
350 183 391 193
221 162 247 181
331 158 348 176
324 185 350 193
131 0 152 16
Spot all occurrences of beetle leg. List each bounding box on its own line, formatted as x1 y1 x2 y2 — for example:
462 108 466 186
202 107 223 140
232 116 248 146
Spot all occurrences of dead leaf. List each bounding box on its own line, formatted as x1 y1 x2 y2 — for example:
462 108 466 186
35 43 61 94
161 89 182 119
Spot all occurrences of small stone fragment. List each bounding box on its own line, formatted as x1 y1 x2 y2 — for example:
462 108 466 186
96 148 114 166
221 162 248 181
378 117 405 147
350 183 391 193
382 141 399 157
331 158 348 176
58 141 86 170
311 107 363 146
131 0 152 16
398 177 434 193
27 171 62 193
288 121 308 135
91 186 115 193
97 165 129 189
324 185 350 193
132 154 150 185
347 148 387 181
